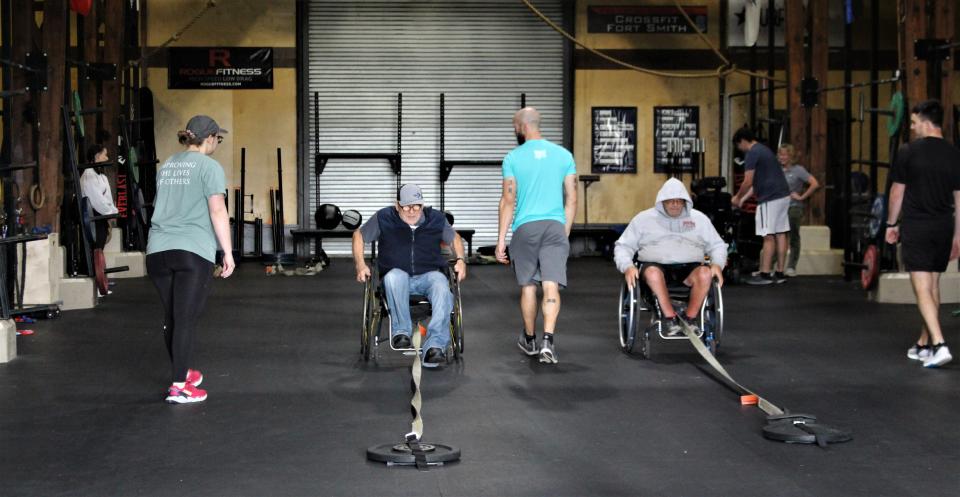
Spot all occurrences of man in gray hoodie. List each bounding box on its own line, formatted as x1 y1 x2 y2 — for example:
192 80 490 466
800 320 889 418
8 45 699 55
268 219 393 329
614 178 728 335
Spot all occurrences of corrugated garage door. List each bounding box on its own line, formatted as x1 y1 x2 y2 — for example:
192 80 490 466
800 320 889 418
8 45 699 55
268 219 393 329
305 0 566 254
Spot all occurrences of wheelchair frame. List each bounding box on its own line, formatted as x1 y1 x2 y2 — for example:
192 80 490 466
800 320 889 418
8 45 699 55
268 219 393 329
360 257 464 363
617 263 724 358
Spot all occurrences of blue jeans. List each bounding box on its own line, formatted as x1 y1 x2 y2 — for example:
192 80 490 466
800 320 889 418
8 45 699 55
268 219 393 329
382 268 453 352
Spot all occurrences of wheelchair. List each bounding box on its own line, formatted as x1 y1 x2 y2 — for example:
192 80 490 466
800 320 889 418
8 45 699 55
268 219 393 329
360 255 464 363
617 261 724 358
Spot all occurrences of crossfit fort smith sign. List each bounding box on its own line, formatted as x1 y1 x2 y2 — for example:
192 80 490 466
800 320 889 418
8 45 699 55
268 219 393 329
587 5 707 34
168 47 273 89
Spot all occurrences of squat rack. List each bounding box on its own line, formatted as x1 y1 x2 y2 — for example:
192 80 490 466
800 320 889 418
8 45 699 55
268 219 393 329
438 93 525 212
313 91 403 196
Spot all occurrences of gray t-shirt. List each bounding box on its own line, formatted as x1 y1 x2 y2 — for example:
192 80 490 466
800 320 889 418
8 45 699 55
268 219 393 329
745 143 791 203
147 151 226 263
783 164 812 208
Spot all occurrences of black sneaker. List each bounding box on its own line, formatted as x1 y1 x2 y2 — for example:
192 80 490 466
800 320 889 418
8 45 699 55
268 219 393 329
680 314 701 335
745 273 774 286
392 334 412 349
773 272 787 284
517 332 539 356
663 316 684 336
539 337 558 364
422 347 444 368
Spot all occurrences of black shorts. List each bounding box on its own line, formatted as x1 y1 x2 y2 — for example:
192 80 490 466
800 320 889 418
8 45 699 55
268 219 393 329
901 218 953 272
638 262 704 287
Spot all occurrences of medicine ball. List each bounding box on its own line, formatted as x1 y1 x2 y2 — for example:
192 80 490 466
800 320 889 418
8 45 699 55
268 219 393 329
341 209 362 231
443 211 454 226
315 203 342 230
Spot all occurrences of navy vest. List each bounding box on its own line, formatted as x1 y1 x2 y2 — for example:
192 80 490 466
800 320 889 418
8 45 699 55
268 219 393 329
376 206 447 276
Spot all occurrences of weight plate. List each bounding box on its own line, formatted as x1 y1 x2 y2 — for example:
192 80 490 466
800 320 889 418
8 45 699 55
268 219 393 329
366 442 461 464
861 244 879 290
887 91 905 137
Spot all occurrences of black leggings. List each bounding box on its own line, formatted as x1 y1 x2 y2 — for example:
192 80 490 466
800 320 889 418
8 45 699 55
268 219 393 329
146 250 214 383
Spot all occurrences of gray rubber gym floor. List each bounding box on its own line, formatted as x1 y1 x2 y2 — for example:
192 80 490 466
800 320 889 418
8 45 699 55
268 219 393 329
2 258 958 497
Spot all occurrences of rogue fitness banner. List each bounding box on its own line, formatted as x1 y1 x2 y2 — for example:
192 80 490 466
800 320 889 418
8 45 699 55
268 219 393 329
168 47 273 89
587 5 707 34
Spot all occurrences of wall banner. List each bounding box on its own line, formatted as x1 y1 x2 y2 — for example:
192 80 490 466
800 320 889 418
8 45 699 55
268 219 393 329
592 107 637 174
587 5 707 34
168 47 274 89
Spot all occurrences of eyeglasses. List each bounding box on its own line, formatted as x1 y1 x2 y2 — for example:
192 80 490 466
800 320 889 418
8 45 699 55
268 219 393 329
216 136 224 144
399 204 422 212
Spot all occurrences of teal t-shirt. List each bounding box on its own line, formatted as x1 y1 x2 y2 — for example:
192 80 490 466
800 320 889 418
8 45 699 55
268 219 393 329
146 151 227 263
502 139 577 231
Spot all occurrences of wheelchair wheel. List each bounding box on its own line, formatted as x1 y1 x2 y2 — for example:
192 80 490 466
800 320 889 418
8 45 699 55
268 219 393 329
450 277 464 359
618 282 637 353
361 279 373 361
361 266 383 362
699 280 724 355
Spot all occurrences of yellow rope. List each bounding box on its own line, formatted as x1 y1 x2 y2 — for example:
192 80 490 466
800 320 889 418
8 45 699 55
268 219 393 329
521 0 783 83
131 0 218 67
670 0 783 82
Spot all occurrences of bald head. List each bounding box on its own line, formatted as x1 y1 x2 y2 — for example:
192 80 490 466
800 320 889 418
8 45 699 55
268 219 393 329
513 107 542 144
514 107 541 128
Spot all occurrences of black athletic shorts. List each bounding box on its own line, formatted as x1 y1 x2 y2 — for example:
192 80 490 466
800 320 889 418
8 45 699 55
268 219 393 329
638 262 704 287
901 217 953 272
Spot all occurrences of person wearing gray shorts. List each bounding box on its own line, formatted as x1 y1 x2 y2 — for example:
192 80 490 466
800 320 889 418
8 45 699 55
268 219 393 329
510 220 570 288
496 107 577 364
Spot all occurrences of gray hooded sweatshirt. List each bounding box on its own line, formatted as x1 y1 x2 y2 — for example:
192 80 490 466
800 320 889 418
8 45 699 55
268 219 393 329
613 178 728 273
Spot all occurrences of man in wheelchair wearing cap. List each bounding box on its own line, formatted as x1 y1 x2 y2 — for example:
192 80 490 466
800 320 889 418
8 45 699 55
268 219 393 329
614 178 727 336
353 184 467 368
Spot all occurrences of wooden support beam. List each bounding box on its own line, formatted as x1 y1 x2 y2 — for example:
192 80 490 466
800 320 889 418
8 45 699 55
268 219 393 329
902 0 930 113
80 0 98 152
932 0 955 142
785 0 807 162
10 0 38 227
807 0 828 224
36 0 67 230
102 0 123 163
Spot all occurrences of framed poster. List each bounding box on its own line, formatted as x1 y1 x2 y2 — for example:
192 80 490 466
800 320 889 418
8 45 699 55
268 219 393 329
168 47 273 89
653 106 700 174
592 107 637 173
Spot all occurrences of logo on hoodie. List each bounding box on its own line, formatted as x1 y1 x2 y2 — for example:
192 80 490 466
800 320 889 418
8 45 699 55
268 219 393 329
682 220 696 231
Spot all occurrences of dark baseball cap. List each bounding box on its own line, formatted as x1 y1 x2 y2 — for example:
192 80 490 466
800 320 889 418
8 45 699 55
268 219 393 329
185 115 227 140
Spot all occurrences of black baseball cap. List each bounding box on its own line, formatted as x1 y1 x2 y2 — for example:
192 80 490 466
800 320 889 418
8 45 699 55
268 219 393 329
185 115 228 140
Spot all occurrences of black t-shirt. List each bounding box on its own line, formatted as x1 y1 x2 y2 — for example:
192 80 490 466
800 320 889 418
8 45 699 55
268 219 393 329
890 137 960 221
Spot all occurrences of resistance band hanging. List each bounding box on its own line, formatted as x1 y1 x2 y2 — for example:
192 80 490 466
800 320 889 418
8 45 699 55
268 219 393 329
679 321 853 447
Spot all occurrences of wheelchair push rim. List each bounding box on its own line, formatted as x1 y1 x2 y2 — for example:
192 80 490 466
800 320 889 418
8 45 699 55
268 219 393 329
618 282 637 352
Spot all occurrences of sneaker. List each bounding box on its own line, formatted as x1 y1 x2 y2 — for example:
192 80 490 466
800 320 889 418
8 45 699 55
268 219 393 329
680 314 701 335
745 273 775 286
165 383 208 404
422 347 444 368
185 369 203 387
517 332 539 356
785 268 797 277
923 344 953 368
774 272 787 284
391 334 412 349
907 344 932 361
539 337 558 364
663 316 684 336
